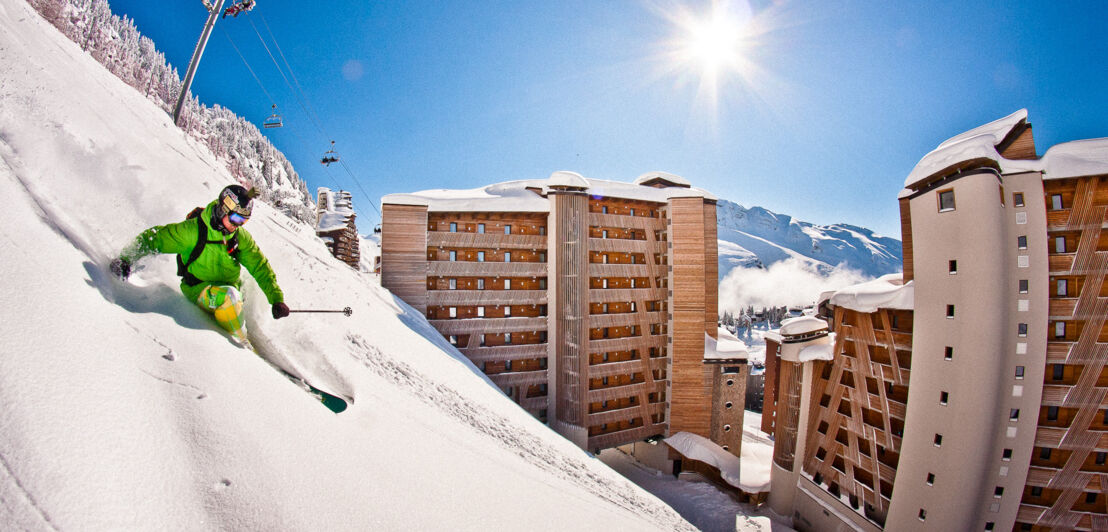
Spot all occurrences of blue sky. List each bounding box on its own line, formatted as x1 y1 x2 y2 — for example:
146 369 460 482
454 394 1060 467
108 0 1107 236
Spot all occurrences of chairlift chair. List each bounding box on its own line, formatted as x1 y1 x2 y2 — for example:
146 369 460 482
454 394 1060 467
321 140 340 166
263 104 282 128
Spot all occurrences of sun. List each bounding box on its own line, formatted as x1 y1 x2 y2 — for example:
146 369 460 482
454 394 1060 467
679 3 747 76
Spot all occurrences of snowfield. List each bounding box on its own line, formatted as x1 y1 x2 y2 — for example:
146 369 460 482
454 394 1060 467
0 1 699 529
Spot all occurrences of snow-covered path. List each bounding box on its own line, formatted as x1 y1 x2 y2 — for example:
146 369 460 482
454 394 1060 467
0 1 698 529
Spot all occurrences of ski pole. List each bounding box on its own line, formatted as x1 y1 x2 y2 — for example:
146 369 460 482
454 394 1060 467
288 307 353 317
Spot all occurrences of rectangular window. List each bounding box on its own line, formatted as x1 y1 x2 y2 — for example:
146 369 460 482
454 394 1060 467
449 250 457 261
1040 447 1052 460
945 346 953 360
602 303 609 313
448 335 457 346
986 523 995 531
602 279 608 289
1002 448 1013 460
1013 192 1024 206
934 434 943 446
940 391 949 405
1015 366 1025 379
1096 452 1106 465
1051 194 1063 210
938 189 956 212
1009 409 1020 421
504 306 511 317
449 222 457 233
477 306 484 317
1017 235 1028 249
504 225 512 235
1019 279 1029 293
477 251 485 262
539 279 546 290
504 279 511 290
1086 493 1097 504
602 254 608 264
1053 364 1065 381
539 226 546 236
1031 486 1043 497
1056 279 1068 297
448 307 457 318
1047 406 1059 421
949 260 958 274
601 206 608 214
505 332 512 344
480 334 487 347
504 252 511 262
629 208 635 216
946 304 955 318
538 252 546 262
630 301 636 312
477 223 485 234
1018 323 1028 336
994 487 1004 498
1055 322 1066 339
919 509 927 521
1055 236 1067 253
477 279 484 290
602 230 608 239
449 278 457 290
926 473 935 485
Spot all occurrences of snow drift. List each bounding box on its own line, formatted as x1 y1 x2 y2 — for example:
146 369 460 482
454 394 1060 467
0 1 695 529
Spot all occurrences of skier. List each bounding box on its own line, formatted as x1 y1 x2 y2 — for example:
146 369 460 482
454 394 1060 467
110 185 289 345
222 0 255 18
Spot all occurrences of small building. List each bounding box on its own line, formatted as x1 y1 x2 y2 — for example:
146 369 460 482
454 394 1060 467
315 188 360 269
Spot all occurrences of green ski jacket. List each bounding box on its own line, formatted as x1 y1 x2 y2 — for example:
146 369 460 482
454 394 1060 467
121 200 285 305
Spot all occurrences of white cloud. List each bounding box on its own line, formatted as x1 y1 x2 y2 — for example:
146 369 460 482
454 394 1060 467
718 258 870 312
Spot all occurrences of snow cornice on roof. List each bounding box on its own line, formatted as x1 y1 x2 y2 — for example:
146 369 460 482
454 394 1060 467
826 273 913 313
900 109 1108 197
381 171 718 212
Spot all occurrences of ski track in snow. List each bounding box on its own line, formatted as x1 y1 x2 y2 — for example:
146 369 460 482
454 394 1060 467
0 451 58 531
347 333 697 531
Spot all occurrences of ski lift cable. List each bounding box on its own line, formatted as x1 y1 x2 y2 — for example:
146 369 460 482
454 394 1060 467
220 25 277 107
256 15 330 138
245 14 328 138
337 158 383 217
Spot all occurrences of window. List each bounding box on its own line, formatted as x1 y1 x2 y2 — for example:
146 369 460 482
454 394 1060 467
1047 406 1059 421
1019 279 1029 293
1013 192 1024 207
630 301 636 312
926 473 935 485
1018 323 1028 336
505 332 512 344
504 279 511 290
1015 366 1025 379
940 391 949 405
1002 449 1013 461
934 434 943 446
1055 322 1066 339
449 307 457 318
480 334 487 346
602 230 608 239
504 360 512 371
1051 194 1063 210
504 252 511 263
945 346 953 360
504 306 511 317
539 279 546 289
1053 364 1065 380
629 208 635 216
539 226 546 236
477 279 484 290
1017 235 1028 249
1031 486 1043 497
539 331 547 343
986 522 995 531
949 260 958 274
1086 493 1097 504
601 206 608 214
538 252 546 262
602 303 609 313
602 254 608 264
1057 279 1068 296
946 304 955 318
1096 452 1106 465
938 189 956 211
477 307 484 317
1055 236 1067 253
994 486 1004 498
918 509 927 521
602 279 608 289
449 250 457 261
449 278 457 290
1040 447 1052 460
504 225 512 235
477 223 485 234
449 222 457 233
448 335 457 346
1009 409 1020 421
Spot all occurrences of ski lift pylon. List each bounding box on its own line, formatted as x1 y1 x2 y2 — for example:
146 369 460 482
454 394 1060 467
263 104 282 128
321 140 340 166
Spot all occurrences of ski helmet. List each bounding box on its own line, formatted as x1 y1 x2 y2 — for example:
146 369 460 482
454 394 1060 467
213 185 255 232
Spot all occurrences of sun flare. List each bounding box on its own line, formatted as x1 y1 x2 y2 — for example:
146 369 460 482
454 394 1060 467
680 5 746 75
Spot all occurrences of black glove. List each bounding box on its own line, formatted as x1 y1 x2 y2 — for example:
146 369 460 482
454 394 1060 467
272 302 290 319
109 258 131 281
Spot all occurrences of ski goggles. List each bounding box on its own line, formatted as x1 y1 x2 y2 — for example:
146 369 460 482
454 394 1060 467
227 211 249 226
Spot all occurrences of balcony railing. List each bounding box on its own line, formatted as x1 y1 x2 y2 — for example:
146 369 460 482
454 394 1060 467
428 231 547 250
427 289 548 306
587 422 668 450
427 261 547 277
428 316 548 335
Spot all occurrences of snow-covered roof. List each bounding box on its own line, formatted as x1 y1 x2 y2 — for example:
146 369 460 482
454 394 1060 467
901 109 1108 194
634 171 691 188
798 342 834 362
778 316 828 337
316 188 357 232
664 431 771 493
704 328 748 361
826 273 913 313
381 172 717 212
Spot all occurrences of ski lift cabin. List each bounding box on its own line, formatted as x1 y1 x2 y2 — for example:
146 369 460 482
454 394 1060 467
321 140 340 166
263 104 282 129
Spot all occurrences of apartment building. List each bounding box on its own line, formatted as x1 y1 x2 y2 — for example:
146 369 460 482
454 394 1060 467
766 110 1108 531
380 171 731 455
315 188 360 269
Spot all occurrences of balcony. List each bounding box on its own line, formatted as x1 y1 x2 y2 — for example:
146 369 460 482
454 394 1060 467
487 370 548 388
1049 298 1078 319
427 231 547 250
587 212 666 231
587 380 667 403
427 261 547 277
588 402 666 426
587 422 668 451
588 263 655 278
588 357 668 378
427 289 548 307
588 335 667 352
589 287 667 303
586 238 667 254
428 316 548 335
1049 254 1075 273
460 343 548 363
588 311 667 329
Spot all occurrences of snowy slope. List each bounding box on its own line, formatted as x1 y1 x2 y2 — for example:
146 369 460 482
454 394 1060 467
0 1 694 530
716 199 902 279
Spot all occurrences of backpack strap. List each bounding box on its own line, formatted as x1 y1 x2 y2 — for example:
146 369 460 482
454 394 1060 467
177 213 209 287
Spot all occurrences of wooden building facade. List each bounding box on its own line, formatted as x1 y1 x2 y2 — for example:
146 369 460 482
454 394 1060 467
315 188 360 269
